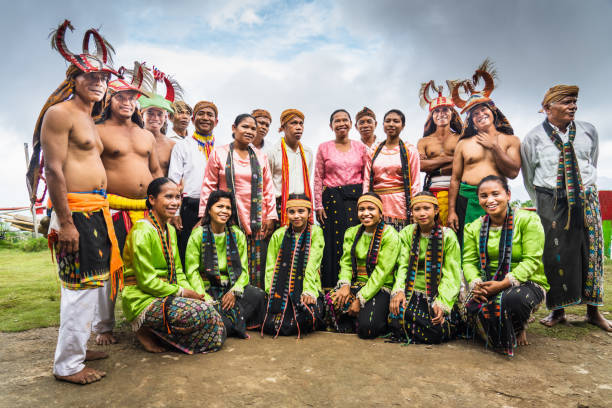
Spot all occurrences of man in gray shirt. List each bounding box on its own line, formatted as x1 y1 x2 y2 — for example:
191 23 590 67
521 85 609 332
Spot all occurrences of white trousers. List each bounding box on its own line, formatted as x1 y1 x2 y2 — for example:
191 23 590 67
92 279 116 334
53 280 114 376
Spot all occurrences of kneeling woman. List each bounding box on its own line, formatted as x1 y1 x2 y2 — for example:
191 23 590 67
325 192 400 338
388 192 462 344
122 178 226 354
463 175 549 356
262 195 326 338
185 190 266 338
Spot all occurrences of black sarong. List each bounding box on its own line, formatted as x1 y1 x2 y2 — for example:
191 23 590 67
178 197 201 267
207 284 266 338
262 295 325 337
320 184 362 288
388 291 461 344
536 186 604 309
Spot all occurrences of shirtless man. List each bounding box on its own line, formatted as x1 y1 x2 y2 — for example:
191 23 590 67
95 79 163 345
355 106 379 149
447 100 520 245
252 108 272 150
30 20 123 385
143 106 175 176
417 93 463 226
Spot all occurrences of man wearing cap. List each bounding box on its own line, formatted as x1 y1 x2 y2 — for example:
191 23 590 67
267 109 314 226
252 108 272 151
355 107 380 149
522 85 609 332
95 72 163 345
417 83 463 226
27 20 123 385
168 100 218 264
168 101 193 141
447 61 521 245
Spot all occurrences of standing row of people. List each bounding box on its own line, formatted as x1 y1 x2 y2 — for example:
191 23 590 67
28 20 608 385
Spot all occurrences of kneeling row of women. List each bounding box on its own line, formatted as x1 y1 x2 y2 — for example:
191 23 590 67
121 174 548 357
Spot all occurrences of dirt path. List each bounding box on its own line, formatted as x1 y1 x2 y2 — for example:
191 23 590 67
1 326 611 407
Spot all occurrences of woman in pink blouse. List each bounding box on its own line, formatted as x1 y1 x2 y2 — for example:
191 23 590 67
364 109 421 231
200 114 277 290
314 109 369 289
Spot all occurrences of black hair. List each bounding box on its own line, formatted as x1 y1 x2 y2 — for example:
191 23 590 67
202 190 238 226
146 177 177 209
477 174 510 194
358 192 383 214
329 109 352 125
383 109 406 126
231 113 256 139
286 193 312 215
96 93 145 128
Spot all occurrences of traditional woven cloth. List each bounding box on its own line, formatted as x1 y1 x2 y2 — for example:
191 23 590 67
147 212 177 284
279 138 313 226
369 141 413 221
262 224 321 338
200 225 242 286
542 120 584 229
48 191 123 297
351 221 386 281
225 142 263 233
464 207 520 355
141 296 225 354
247 235 267 289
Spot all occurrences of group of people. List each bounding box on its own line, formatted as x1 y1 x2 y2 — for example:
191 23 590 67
26 20 607 386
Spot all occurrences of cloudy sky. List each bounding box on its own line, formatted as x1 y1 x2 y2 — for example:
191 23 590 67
1 0 610 208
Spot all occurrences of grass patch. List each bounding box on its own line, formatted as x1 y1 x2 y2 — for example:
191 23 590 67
0 248 125 332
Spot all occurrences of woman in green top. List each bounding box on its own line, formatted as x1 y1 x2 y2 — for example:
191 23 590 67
121 178 226 354
262 194 326 338
325 192 400 338
388 191 462 344
463 175 549 356
185 190 266 338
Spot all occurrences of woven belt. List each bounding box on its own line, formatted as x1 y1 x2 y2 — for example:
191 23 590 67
373 186 404 195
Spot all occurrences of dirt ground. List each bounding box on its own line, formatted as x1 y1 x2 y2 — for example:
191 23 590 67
1 322 611 408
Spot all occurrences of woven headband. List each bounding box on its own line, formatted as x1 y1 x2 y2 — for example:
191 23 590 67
358 195 383 213
286 199 312 209
410 195 439 208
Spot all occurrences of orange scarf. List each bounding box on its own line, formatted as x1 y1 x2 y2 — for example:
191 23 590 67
280 138 313 226
50 193 124 298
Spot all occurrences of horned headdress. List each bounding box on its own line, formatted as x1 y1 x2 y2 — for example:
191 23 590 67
450 58 497 114
26 19 118 205
138 65 184 114
419 80 463 137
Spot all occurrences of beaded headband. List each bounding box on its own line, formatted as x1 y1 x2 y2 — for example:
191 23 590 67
286 199 312 209
410 195 439 208
357 195 383 213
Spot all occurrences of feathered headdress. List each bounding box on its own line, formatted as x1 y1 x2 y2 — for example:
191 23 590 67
419 80 463 137
138 65 184 113
450 58 497 114
26 20 118 205
109 61 153 96
419 80 455 112
50 19 118 75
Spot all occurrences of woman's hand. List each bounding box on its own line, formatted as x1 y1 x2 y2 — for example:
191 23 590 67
332 284 351 306
221 291 236 311
471 283 489 303
431 303 445 325
181 289 204 301
479 280 510 298
347 299 361 316
316 209 327 224
262 219 276 238
389 292 406 316
301 294 316 305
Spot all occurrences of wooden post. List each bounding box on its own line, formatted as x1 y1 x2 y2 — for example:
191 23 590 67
24 143 39 238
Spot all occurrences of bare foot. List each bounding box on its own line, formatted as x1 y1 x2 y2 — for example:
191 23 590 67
539 309 567 327
136 328 167 353
85 350 108 361
54 366 106 385
95 332 117 345
517 330 529 346
586 308 612 332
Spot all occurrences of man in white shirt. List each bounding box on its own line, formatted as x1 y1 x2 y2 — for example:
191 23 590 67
168 100 218 264
267 109 314 226
168 101 192 141
521 85 609 332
